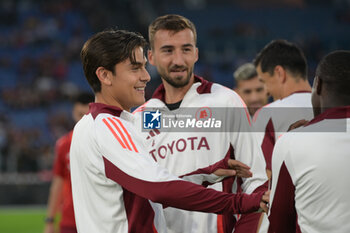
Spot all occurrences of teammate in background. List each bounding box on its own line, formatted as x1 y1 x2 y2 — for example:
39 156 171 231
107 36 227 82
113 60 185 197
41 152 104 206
133 14 268 233
252 39 314 233
268 50 350 232
233 63 268 117
253 39 314 179
70 29 269 233
44 92 94 233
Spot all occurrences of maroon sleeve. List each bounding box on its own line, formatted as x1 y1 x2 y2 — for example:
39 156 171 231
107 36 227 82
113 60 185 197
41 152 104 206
261 118 275 170
179 146 234 187
268 162 300 233
232 181 268 233
179 156 230 187
103 156 263 215
180 156 229 177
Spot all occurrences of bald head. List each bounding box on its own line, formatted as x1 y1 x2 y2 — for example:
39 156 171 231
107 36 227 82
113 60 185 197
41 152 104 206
316 50 350 98
312 50 350 116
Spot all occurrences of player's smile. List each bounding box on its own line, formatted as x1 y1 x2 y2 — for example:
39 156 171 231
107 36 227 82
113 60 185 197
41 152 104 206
134 86 146 94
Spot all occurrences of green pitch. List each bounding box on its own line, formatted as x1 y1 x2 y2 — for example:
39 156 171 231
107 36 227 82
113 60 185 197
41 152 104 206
0 207 53 233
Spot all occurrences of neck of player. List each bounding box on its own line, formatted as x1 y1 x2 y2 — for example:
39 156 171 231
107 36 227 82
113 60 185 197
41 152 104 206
282 78 312 99
163 76 195 104
95 92 130 112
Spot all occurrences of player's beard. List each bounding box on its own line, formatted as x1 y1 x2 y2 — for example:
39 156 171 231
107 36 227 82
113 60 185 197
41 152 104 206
159 64 194 88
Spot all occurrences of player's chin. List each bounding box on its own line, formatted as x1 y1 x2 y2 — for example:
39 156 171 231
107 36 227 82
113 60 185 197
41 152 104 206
169 71 186 79
174 75 190 84
135 97 146 106
249 103 264 109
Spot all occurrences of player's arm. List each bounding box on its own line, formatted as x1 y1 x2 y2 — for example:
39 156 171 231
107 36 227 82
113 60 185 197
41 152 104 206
97 116 268 215
228 98 268 194
44 176 63 233
180 157 252 186
268 137 299 233
43 140 65 233
226 95 269 233
287 119 309 131
253 107 275 179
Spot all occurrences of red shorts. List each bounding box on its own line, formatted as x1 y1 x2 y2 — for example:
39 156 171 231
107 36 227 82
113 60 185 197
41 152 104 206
60 226 77 233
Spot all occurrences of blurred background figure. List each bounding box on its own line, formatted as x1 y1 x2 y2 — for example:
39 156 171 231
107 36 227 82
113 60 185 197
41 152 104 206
252 39 313 177
251 39 314 233
233 63 268 117
43 92 94 233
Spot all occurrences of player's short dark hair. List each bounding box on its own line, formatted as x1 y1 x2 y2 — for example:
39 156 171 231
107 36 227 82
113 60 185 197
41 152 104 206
254 39 308 80
148 14 197 50
73 92 94 105
316 50 350 98
80 29 148 93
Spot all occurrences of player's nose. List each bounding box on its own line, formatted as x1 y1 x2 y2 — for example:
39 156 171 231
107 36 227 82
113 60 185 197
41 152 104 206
172 50 186 66
140 68 151 83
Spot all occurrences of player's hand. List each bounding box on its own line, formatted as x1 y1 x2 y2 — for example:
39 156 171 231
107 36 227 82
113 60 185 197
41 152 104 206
228 159 252 178
213 159 252 178
287 119 309 131
43 223 55 233
260 190 270 213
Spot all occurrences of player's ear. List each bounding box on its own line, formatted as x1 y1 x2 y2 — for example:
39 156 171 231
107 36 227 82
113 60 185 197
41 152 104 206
194 47 199 63
313 76 322 95
148 49 155 66
275 65 286 83
96 67 112 86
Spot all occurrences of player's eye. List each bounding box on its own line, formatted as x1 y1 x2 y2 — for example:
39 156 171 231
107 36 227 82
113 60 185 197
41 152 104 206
131 66 141 71
162 48 173 53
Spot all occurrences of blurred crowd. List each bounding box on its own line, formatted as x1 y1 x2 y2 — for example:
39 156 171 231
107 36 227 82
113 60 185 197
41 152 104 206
0 0 89 174
0 0 349 176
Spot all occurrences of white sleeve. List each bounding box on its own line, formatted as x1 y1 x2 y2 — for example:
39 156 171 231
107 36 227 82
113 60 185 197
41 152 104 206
227 95 268 194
